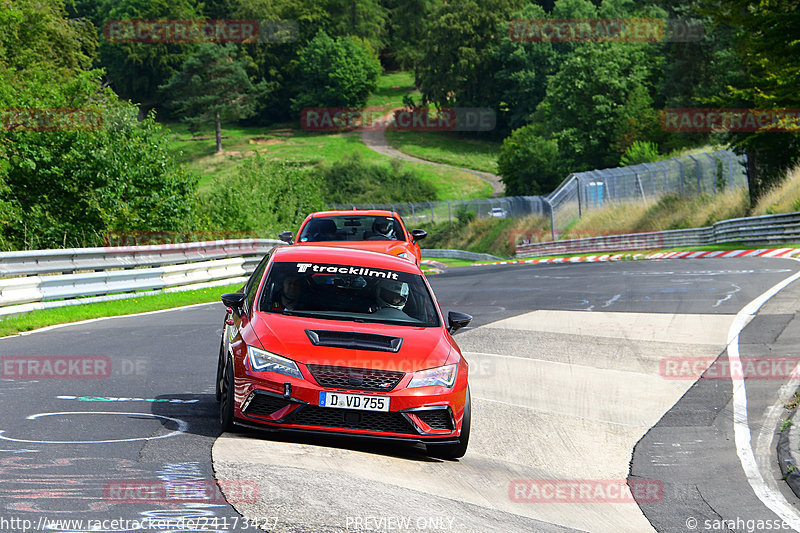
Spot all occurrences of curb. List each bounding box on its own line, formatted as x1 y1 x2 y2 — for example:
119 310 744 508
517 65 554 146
778 398 800 497
473 248 800 267
420 259 448 276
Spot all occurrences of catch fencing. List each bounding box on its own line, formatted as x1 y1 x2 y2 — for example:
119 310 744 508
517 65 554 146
545 150 747 238
330 196 548 226
330 150 747 235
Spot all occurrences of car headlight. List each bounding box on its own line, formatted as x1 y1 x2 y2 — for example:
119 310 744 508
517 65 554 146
248 346 302 379
408 364 457 388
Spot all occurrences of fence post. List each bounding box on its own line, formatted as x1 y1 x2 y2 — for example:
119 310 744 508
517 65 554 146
545 197 556 241
447 201 451 222
687 154 702 194
671 157 685 196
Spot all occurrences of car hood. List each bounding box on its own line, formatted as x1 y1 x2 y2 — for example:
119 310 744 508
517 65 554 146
295 241 416 259
252 313 452 373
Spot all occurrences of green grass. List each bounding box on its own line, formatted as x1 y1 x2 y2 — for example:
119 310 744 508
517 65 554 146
384 130 501 174
0 284 241 338
165 121 491 200
365 70 419 109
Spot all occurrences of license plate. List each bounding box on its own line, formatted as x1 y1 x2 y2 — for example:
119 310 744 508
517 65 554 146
319 392 390 412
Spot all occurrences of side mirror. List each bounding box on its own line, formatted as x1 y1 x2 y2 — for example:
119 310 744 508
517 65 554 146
411 229 427 243
221 293 246 315
447 311 472 334
279 231 294 244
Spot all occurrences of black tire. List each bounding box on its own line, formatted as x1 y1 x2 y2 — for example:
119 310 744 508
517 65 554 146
427 386 471 459
219 357 237 432
215 339 225 402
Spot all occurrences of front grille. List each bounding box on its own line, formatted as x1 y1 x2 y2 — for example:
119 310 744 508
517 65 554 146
307 365 404 392
285 406 417 434
415 409 454 431
245 394 292 418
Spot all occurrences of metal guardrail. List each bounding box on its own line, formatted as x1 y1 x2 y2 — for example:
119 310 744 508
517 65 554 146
421 249 502 261
0 239 282 317
0 239 500 318
516 212 800 257
0 239 278 277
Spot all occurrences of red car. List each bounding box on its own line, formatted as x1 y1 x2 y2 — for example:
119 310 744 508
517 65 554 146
279 210 427 265
216 245 472 458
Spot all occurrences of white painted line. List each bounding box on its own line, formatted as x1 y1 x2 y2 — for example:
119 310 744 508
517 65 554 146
727 259 800 530
0 301 221 340
0 411 189 444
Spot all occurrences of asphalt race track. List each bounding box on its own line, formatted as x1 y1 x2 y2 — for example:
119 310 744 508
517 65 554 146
2 257 800 532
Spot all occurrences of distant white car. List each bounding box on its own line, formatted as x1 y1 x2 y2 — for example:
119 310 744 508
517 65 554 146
489 207 507 218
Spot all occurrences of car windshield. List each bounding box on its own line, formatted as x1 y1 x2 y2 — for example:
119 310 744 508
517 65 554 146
259 261 440 327
297 216 404 242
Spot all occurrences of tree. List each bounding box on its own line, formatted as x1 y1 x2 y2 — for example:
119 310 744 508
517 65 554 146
383 0 433 69
497 124 563 195
701 0 800 208
324 0 387 54
160 43 267 153
489 3 556 135
538 43 661 170
291 30 381 113
415 0 523 108
0 0 197 250
96 0 201 110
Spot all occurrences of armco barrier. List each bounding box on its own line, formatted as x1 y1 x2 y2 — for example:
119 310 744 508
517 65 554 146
0 239 277 277
421 249 502 261
0 239 501 319
517 212 800 257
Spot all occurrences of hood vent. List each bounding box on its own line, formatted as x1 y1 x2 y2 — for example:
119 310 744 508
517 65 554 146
305 330 403 353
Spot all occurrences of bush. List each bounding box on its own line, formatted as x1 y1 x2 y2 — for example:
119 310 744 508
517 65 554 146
497 124 563 195
620 141 660 166
312 152 436 204
196 156 325 235
1 101 197 250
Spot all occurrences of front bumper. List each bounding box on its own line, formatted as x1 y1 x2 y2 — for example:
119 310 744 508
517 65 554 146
233 369 467 441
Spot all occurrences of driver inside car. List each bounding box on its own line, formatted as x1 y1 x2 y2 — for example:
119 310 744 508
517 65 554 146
271 275 305 311
372 279 409 312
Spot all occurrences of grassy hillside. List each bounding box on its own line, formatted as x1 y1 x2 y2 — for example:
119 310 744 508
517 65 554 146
419 166 800 258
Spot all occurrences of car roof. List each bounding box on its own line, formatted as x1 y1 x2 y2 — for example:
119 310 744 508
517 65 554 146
271 245 421 274
306 209 400 219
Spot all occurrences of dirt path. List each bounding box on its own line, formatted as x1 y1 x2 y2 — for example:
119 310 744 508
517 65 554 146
359 115 505 197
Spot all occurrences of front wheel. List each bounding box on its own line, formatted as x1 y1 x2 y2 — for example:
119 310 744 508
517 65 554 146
219 357 237 432
427 386 470 459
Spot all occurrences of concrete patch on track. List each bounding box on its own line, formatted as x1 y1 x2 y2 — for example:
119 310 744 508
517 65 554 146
213 311 739 533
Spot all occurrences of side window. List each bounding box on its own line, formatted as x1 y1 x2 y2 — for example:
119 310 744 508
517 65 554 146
244 254 270 315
